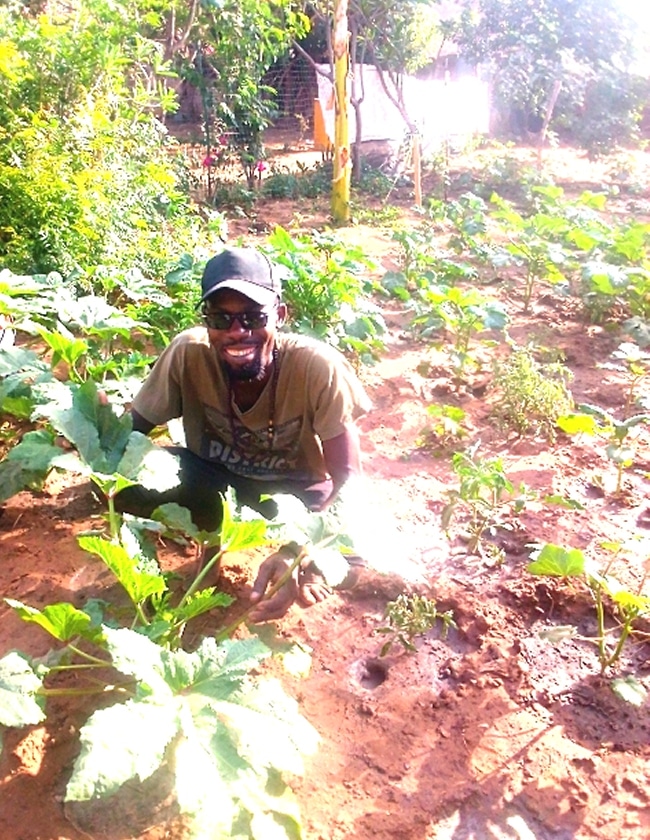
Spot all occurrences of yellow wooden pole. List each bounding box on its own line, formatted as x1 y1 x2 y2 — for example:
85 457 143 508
412 132 422 207
331 0 350 224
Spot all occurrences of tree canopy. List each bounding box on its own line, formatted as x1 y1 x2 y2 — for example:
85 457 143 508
451 0 649 153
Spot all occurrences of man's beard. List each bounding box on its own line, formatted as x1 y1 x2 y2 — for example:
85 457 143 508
221 353 267 382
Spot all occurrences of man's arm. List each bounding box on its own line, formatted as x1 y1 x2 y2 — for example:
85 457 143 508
131 408 157 436
319 423 362 508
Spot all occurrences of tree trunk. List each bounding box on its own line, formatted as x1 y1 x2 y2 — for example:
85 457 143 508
537 79 562 167
331 0 350 224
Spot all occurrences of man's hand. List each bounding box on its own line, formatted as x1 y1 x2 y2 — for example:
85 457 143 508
248 550 300 622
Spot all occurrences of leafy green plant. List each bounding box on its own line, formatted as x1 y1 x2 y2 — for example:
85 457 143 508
528 543 650 703
442 445 533 553
413 284 508 378
557 404 650 496
262 160 333 200
265 225 386 362
382 224 477 299
490 193 570 313
1 607 317 837
418 403 468 453
599 342 650 415
442 191 494 260
492 345 574 438
0 470 330 838
376 593 456 656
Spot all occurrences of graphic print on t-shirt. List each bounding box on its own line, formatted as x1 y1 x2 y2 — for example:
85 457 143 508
201 405 306 479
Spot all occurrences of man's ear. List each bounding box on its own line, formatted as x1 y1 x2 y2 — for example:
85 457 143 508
276 302 288 326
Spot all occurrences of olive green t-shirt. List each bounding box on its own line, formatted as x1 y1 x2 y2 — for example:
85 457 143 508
132 329 371 482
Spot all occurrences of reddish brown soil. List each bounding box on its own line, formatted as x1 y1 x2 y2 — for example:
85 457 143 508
1 139 650 839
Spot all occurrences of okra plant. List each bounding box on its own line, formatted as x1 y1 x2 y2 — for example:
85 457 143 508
599 341 650 415
528 543 649 704
0 479 359 839
557 404 650 496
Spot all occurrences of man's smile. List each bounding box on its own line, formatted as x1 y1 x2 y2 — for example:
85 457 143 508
222 344 259 360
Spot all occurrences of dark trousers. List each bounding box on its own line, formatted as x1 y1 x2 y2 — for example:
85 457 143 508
115 447 332 532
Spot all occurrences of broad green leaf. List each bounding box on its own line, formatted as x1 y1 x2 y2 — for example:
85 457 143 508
543 494 585 510
90 471 137 497
6 429 60 472
184 637 271 701
65 698 180 801
233 768 303 838
78 536 165 606
135 446 181 492
0 394 34 419
233 678 319 771
611 590 650 616
168 589 233 624
43 379 132 473
38 328 88 368
215 698 310 777
249 801 301 840
0 460 33 504
220 500 269 552
115 432 158 479
153 502 201 540
527 544 586 578
174 709 235 827
611 676 648 706
60 295 142 336
5 599 103 644
556 413 601 436
0 346 45 377
102 627 170 696
0 651 46 727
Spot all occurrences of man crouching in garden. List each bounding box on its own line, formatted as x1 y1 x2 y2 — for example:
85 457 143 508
116 246 371 621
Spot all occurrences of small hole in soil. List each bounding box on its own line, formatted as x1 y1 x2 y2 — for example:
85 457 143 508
357 658 389 689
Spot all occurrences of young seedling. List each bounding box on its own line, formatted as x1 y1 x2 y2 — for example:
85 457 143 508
419 403 468 453
528 543 650 704
376 593 456 656
442 445 533 553
557 404 650 496
599 341 650 416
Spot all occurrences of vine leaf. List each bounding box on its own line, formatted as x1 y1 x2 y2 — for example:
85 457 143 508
527 544 586 577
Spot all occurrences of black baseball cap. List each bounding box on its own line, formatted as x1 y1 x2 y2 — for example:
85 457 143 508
200 247 281 305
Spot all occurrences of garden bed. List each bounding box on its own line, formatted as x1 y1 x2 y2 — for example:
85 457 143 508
1 139 649 839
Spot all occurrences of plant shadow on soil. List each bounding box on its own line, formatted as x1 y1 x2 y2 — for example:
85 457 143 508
2 140 650 839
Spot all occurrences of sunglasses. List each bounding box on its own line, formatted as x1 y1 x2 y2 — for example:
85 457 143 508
202 308 272 331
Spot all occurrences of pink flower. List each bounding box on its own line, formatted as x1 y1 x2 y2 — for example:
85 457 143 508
202 154 217 167
255 160 267 173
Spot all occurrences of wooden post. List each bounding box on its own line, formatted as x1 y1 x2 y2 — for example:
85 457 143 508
331 0 351 224
412 132 422 207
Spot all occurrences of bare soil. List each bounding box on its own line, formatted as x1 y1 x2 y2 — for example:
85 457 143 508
1 136 649 840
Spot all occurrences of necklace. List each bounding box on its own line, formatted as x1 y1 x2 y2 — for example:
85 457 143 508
227 346 279 451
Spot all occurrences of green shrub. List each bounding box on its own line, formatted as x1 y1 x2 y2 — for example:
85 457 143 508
492 346 574 438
